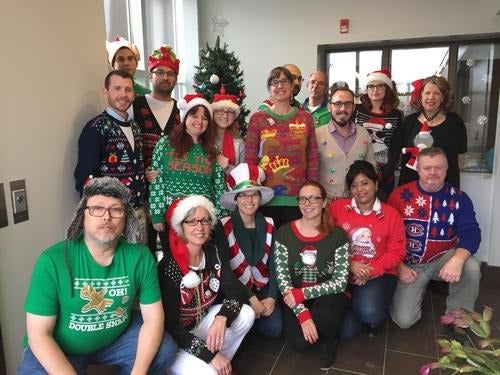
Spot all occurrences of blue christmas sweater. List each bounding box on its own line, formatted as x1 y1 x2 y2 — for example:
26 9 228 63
74 110 145 209
387 181 481 264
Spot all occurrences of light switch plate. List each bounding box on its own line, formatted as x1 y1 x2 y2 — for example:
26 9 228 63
10 180 29 224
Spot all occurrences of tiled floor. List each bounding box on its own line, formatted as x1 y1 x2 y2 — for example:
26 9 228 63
232 274 500 375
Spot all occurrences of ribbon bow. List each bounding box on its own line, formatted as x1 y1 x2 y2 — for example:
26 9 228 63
410 79 425 108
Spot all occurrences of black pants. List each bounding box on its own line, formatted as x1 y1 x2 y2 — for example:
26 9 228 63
259 205 301 229
147 222 169 258
284 293 349 352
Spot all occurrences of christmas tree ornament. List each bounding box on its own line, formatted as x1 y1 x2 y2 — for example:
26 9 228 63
210 74 220 84
477 115 488 126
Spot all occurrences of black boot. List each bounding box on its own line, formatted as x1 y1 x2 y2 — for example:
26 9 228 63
319 338 338 370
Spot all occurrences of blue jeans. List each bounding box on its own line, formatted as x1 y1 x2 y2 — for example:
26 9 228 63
253 287 283 337
341 274 397 340
17 312 177 375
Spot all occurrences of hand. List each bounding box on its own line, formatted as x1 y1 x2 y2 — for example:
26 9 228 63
145 167 159 183
350 261 373 280
283 291 297 309
260 298 276 316
397 263 418 284
351 275 368 286
301 319 319 344
439 255 466 283
249 296 265 319
216 154 229 171
206 316 227 353
152 223 164 232
210 352 232 375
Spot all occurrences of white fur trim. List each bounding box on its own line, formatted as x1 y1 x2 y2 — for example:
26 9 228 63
171 195 216 235
211 100 240 117
177 97 213 122
366 72 392 91
181 270 201 288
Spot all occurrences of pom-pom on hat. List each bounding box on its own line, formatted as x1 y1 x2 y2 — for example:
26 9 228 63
364 117 393 130
148 44 180 74
66 176 141 243
220 163 274 210
106 36 141 67
177 93 213 122
366 69 393 91
419 121 431 135
211 85 240 117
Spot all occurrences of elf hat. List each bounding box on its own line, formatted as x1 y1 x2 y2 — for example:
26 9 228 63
177 93 212 122
366 69 393 91
148 44 180 74
165 195 216 287
220 163 274 210
211 85 240 117
106 36 141 67
66 176 141 243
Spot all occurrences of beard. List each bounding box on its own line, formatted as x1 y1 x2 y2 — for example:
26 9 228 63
332 111 352 127
153 81 174 97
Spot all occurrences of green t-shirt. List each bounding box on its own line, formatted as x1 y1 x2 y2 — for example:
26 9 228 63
23 235 160 355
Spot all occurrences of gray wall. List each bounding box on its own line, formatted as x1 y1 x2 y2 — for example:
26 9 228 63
0 2 107 373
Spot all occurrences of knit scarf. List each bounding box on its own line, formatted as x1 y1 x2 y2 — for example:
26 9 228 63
221 130 236 166
221 211 273 290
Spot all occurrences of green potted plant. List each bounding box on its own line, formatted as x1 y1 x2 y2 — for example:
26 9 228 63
420 306 500 374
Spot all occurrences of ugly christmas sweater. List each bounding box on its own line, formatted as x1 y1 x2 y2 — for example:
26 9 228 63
273 221 349 323
387 181 481 265
74 110 145 209
244 107 319 206
148 137 226 222
330 198 406 279
157 242 245 363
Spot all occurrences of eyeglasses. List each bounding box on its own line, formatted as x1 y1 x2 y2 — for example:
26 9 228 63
214 109 236 117
330 101 354 109
270 78 291 87
183 218 212 226
297 196 323 204
152 69 177 78
86 206 125 218
367 83 386 90
237 192 260 200
291 74 304 83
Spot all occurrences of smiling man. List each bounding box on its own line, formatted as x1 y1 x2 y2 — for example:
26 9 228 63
388 147 481 329
74 70 147 241
18 177 177 374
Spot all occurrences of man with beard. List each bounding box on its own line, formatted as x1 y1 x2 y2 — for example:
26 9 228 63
315 86 375 200
74 70 147 241
133 45 181 256
303 71 330 128
18 177 177 374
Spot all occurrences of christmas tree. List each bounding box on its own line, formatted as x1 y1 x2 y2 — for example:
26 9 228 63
193 36 250 135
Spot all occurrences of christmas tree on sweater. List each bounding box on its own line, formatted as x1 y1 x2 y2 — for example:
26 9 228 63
193 35 250 135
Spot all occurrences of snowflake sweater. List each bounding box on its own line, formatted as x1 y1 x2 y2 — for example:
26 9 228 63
74 111 145 209
274 221 349 323
244 107 319 206
387 181 481 264
157 242 245 363
148 137 226 223
329 198 406 279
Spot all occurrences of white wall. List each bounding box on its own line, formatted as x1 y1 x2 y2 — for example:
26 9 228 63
198 0 500 264
0 2 107 373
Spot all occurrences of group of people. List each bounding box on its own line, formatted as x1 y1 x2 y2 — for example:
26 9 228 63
18 37 482 374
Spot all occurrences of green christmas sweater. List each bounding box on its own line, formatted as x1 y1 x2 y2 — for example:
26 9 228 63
149 136 226 223
274 221 349 323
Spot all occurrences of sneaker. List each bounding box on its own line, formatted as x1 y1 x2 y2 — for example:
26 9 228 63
366 324 383 338
319 338 338 370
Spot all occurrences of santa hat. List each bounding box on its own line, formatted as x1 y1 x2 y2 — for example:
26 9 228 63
366 69 393 91
165 195 216 288
177 93 212 122
364 117 393 130
220 163 274 210
148 44 180 74
106 36 141 67
300 245 317 255
211 85 240 117
419 121 431 135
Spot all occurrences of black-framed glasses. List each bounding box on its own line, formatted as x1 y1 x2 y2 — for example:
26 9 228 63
85 206 125 218
367 83 386 90
297 196 323 204
330 101 354 109
236 192 260 200
270 78 291 87
214 109 236 117
152 69 176 78
183 218 212 226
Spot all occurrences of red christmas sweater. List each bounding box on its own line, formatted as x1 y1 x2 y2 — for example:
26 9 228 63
330 198 406 279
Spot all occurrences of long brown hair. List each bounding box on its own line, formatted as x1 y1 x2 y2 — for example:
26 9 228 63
359 84 398 113
169 105 217 161
298 180 335 235
412 75 452 112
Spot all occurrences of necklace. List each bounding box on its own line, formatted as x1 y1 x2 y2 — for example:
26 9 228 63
422 110 440 122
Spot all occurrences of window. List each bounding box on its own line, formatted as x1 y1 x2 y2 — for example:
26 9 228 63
319 34 500 173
